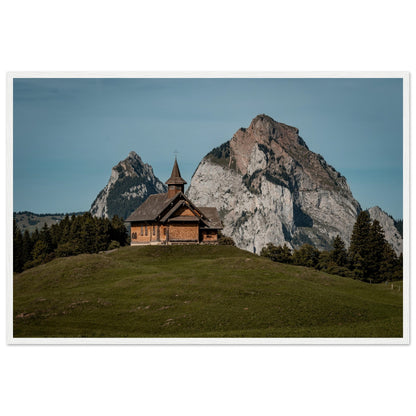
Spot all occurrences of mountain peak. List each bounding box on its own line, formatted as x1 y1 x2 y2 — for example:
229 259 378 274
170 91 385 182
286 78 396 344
245 114 279 140
126 151 144 165
250 114 277 128
90 152 166 219
189 116 362 253
128 150 139 159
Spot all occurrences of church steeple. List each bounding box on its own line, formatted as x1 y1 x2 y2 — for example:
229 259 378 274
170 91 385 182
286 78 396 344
166 157 187 198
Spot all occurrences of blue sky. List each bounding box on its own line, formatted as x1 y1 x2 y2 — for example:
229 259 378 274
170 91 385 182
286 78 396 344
13 77 403 219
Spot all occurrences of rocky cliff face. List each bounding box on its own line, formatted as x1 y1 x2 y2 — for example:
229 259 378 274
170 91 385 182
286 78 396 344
187 114 362 253
368 206 403 255
90 151 166 220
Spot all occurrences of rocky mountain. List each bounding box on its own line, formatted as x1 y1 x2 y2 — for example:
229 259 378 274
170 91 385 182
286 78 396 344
187 114 363 253
368 206 403 255
90 151 167 220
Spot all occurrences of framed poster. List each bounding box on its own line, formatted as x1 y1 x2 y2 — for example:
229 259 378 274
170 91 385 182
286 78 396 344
7 72 409 344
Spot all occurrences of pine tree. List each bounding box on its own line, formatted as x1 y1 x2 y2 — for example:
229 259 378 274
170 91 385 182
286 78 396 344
379 243 398 282
32 240 50 263
330 235 348 267
69 215 83 254
50 223 62 248
95 218 111 251
31 228 40 246
110 215 128 246
13 220 24 273
348 211 372 280
367 220 386 282
60 214 71 243
316 250 331 271
395 253 403 281
80 213 97 253
22 229 33 267
292 244 320 268
40 222 53 253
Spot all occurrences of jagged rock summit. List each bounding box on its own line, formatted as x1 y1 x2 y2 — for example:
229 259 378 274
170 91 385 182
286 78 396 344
187 114 362 252
90 151 167 220
368 206 403 255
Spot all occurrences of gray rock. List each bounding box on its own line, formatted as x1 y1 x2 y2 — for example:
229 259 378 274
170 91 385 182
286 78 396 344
90 151 166 219
188 114 362 253
189 115 403 255
368 206 402 255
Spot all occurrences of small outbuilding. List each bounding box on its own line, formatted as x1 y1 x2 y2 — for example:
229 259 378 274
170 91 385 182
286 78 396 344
126 158 222 245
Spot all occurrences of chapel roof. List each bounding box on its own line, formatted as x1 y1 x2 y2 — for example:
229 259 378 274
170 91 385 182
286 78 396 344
198 207 223 229
125 193 174 222
160 199 200 223
125 191 222 229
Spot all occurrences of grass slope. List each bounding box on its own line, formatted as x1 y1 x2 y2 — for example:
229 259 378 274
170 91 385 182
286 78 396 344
13 245 403 338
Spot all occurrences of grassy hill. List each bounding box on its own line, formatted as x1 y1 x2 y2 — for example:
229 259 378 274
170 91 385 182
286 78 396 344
13 245 403 338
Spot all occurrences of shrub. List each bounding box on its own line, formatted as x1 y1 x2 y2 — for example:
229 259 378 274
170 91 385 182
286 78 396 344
260 243 292 263
218 232 235 246
56 242 81 257
292 244 320 268
108 240 121 250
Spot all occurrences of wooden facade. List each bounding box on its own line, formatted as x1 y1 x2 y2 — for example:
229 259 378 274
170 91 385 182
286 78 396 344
126 159 222 246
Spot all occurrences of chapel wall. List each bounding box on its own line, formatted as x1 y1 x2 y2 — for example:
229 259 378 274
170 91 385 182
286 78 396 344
201 229 218 242
169 223 199 241
131 223 159 243
177 207 197 217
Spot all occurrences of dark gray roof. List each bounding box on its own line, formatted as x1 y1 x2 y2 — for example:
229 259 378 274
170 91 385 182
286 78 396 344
198 207 223 229
125 193 173 222
160 199 202 223
168 216 200 222
126 192 223 230
160 200 187 222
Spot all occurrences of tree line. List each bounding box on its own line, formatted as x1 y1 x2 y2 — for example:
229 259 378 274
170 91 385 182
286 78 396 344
13 213 129 273
260 211 403 283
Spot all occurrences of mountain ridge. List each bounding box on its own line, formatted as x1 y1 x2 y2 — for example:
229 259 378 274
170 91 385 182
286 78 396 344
84 115 402 255
188 114 401 253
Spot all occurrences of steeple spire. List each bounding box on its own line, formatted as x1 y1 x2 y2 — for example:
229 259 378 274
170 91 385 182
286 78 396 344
166 157 187 197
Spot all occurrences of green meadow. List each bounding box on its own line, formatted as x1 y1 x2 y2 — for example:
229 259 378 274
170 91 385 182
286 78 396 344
13 245 403 338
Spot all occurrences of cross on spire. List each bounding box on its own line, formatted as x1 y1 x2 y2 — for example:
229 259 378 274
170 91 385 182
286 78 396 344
166 157 187 186
166 155 187 197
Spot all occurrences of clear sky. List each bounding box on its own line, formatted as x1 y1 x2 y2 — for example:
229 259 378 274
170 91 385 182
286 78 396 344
13 77 403 219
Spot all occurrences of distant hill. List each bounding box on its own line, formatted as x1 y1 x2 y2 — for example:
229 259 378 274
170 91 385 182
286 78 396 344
13 245 403 338
13 211 85 233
